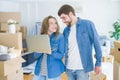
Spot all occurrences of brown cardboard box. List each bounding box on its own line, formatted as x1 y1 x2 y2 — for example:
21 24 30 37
0 22 20 32
102 55 114 63
113 41 120 62
90 72 107 80
113 49 120 62
114 41 120 49
61 72 68 80
0 33 22 50
0 57 25 76
19 26 26 39
0 68 23 80
113 61 120 80
24 74 34 80
110 48 114 55
0 12 21 23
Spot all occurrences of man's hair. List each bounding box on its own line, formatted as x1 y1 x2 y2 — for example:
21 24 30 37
58 4 75 16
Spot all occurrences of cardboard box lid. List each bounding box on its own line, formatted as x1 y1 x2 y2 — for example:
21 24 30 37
0 33 22 50
0 56 25 76
0 12 21 23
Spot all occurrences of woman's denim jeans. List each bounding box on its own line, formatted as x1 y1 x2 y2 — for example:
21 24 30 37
33 74 61 80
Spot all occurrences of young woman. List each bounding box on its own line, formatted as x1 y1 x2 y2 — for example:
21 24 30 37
33 16 65 80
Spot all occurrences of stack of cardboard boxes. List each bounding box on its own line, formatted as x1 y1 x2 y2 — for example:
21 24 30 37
0 12 27 52
0 12 26 80
112 41 120 80
0 32 24 80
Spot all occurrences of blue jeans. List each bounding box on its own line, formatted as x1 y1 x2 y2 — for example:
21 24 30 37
66 69 89 80
32 74 61 80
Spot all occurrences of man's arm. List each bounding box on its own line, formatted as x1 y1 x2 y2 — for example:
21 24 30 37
88 21 102 74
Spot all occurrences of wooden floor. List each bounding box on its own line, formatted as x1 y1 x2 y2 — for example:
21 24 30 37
24 73 68 80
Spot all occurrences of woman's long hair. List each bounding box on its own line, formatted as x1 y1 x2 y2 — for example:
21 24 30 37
40 16 60 36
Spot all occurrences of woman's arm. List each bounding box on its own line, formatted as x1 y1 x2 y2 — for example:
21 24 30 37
51 35 65 60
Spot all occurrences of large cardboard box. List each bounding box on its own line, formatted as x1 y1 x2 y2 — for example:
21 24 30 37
113 61 120 80
0 68 23 80
113 49 120 62
114 41 120 49
0 22 20 32
113 41 120 62
0 12 21 23
0 33 22 50
0 57 25 76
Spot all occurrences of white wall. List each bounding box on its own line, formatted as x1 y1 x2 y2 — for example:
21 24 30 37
0 0 120 37
81 0 120 37
0 1 20 12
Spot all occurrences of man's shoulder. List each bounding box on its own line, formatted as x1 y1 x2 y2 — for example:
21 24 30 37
78 17 94 25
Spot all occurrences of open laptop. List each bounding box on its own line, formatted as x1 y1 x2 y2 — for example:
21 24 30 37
26 35 51 54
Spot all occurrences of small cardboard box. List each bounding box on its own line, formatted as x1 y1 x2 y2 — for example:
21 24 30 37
0 22 20 32
0 68 23 80
0 57 25 76
113 61 120 80
0 33 22 50
0 12 21 23
90 72 107 80
102 55 114 63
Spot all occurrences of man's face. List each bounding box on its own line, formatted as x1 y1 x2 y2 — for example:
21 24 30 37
60 13 72 26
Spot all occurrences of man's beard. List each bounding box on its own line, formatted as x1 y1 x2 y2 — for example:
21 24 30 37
66 21 72 27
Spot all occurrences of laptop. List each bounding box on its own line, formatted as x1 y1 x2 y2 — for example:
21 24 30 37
26 35 51 54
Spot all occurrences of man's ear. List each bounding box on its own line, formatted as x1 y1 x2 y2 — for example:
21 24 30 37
69 12 73 17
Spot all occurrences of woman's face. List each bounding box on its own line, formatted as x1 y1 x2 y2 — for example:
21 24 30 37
48 18 58 34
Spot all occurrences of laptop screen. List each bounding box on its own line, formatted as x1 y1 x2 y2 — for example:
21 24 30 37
26 35 51 54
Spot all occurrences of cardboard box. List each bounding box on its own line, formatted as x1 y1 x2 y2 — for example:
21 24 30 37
0 68 23 80
113 49 120 62
19 26 26 39
113 61 120 80
102 55 114 63
110 48 114 55
0 12 21 23
0 57 25 76
24 74 34 80
0 33 22 50
90 72 107 80
0 22 20 32
111 41 120 62
114 41 120 49
61 72 68 80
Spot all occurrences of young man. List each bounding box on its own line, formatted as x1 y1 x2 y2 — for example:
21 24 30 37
58 4 102 80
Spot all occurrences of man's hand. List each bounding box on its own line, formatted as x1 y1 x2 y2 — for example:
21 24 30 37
94 66 102 75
